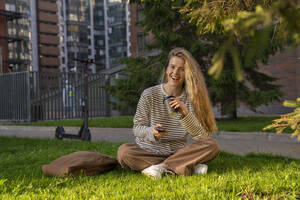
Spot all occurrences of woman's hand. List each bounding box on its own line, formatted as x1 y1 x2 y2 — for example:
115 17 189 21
152 124 168 139
170 97 189 116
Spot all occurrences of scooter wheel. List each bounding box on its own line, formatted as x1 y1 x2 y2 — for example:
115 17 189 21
55 126 64 140
82 128 91 141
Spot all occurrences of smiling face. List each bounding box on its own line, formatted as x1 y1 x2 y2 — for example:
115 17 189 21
165 56 185 88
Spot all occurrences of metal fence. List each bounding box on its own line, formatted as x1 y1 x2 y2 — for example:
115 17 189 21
0 71 109 122
0 72 30 121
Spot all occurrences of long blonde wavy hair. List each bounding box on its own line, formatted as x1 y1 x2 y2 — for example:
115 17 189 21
162 48 218 133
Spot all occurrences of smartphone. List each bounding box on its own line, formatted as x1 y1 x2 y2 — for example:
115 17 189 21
155 127 165 132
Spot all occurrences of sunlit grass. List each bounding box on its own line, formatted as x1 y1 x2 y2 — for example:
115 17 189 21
0 136 299 199
2 116 285 132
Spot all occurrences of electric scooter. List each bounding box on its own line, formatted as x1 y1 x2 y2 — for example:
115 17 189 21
55 59 94 141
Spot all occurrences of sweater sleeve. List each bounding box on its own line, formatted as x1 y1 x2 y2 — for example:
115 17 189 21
133 91 156 142
179 112 209 140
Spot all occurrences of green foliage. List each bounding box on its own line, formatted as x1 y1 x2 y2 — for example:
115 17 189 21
0 179 7 186
182 0 300 79
112 0 209 111
0 136 299 199
105 56 162 112
180 0 273 35
263 98 300 140
126 0 284 118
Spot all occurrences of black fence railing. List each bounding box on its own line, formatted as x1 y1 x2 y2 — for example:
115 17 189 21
0 71 109 122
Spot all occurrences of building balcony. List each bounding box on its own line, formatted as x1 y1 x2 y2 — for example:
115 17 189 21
38 12 58 23
39 34 59 45
109 41 126 47
0 9 27 20
37 1 58 12
39 46 60 56
66 41 90 47
40 57 60 66
4 58 30 65
66 20 89 26
40 68 60 72
38 23 59 34
107 20 124 27
0 35 29 42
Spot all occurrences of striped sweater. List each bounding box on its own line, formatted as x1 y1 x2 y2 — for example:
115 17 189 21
133 84 209 155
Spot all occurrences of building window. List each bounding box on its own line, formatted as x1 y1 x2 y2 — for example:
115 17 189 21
137 7 144 22
5 4 16 11
69 13 77 21
99 49 105 56
138 33 149 51
96 39 104 46
97 10 103 16
94 30 104 35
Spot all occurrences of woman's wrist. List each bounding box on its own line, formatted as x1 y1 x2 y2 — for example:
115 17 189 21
181 109 189 117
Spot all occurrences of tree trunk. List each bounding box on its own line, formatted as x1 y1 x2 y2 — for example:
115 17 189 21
228 104 237 119
228 89 237 119
221 101 237 119
220 85 237 119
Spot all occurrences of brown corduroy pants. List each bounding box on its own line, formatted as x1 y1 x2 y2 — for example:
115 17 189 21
117 137 219 176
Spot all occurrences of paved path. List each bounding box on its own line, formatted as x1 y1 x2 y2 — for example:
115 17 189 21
0 126 299 160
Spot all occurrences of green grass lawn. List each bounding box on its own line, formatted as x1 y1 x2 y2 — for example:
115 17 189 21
216 116 285 132
2 115 285 133
5 116 134 128
0 136 299 199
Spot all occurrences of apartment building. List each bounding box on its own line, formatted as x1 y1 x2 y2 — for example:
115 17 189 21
0 0 60 72
0 0 31 72
129 3 154 57
58 0 128 73
37 0 60 72
0 0 129 73
107 0 128 66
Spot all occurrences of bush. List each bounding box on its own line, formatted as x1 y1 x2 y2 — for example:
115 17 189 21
105 56 163 113
263 98 300 140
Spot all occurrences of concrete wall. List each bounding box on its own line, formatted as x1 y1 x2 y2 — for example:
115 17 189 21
227 46 300 117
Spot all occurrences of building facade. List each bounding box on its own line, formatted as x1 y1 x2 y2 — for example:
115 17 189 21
106 0 128 67
238 47 300 116
0 0 31 72
58 0 128 73
37 0 60 72
58 0 96 72
0 0 129 73
129 3 154 57
0 0 60 72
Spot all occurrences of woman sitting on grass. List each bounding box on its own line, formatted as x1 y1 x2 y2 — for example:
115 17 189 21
118 47 219 179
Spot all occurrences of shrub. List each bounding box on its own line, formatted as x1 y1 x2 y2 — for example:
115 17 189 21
263 98 300 140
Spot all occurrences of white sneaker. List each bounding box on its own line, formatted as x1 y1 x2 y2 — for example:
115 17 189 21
194 164 208 175
142 164 167 179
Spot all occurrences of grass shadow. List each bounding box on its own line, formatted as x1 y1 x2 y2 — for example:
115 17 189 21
207 151 299 175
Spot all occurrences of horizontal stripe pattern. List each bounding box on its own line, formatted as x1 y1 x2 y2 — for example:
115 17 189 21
133 84 208 155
